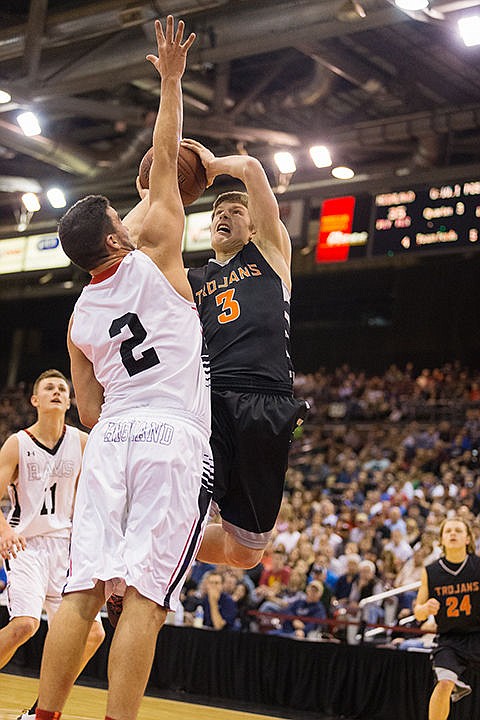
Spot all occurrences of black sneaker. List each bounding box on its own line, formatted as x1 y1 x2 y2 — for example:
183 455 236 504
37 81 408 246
106 593 124 629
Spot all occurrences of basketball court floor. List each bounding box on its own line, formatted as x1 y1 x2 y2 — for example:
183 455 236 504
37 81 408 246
0 672 333 720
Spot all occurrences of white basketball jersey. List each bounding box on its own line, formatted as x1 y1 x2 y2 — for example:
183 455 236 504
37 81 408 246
8 426 82 538
70 250 210 434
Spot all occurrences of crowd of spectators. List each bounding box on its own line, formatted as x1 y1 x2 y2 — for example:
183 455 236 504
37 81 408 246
2 361 480 647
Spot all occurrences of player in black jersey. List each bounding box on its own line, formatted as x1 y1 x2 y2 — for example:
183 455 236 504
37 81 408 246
183 138 307 570
414 517 480 719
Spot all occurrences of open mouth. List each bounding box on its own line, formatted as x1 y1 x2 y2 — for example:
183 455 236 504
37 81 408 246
216 223 230 236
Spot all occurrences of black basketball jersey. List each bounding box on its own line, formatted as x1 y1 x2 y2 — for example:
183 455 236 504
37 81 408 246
426 554 480 635
188 242 294 394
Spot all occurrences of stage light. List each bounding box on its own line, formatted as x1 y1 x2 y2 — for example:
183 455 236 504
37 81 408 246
331 166 355 180
458 16 480 46
22 192 41 212
0 90 11 104
274 151 296 174
309 145 332 168
47 187 67 208
17 111 41 136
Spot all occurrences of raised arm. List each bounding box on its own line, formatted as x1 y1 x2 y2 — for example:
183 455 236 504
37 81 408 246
138 16 195 297
182 138 291 288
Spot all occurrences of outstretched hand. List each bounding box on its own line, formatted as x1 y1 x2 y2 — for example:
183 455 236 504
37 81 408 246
146 15 196 80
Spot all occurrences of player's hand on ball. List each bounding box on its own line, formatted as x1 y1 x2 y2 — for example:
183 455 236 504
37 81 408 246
181 138 215 187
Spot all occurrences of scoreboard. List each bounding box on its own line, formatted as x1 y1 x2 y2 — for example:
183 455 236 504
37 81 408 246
372 180 480 256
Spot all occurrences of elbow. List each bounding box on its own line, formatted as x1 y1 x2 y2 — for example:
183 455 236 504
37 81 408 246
242 156 263 181
78 408 98 429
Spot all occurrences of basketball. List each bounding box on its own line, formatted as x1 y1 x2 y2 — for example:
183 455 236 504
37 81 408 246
138 145 207 206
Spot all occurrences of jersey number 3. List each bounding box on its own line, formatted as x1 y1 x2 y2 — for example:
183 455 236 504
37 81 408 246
215 289 240 324
109 312 160 377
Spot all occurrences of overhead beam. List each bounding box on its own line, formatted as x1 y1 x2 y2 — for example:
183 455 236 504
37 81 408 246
22 0 49 85
11 8 409 101
0 119 98 175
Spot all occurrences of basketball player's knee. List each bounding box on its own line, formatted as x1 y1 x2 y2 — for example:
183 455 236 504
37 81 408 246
9 616 39 643
226 543 263 569
87 620 105 651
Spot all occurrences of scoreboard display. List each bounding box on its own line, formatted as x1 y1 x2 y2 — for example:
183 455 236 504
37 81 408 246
315 194 370 263
372 180 480 256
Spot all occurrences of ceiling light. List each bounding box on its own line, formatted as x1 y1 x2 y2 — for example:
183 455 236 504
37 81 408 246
22 192 41 212
47 187 67 208
331 166 355 180
17 111 41 137
394 0 429 9
274 151 296 174
0 90 11 104
458 16 480 46
309 145 332 168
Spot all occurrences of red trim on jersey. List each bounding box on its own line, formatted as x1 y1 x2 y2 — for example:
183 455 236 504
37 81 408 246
90 261 122 284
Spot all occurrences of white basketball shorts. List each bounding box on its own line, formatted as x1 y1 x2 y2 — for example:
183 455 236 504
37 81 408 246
6 535 70 624
65 412 213 611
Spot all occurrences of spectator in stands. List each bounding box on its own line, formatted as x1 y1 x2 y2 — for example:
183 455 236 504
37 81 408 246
272 580 327 639
231 581 254 632
334 554 361 606
199 571 238 630
257 568 307 615
345 560 384 645
383 526 412 562
258 546 291 589
308 563 334 617
273 518 301 555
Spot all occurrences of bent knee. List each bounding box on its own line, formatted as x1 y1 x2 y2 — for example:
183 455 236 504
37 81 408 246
88 620 105 648
225 541 264 569
9 616 39 642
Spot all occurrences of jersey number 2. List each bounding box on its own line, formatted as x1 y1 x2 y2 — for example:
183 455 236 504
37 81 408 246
109 313 160 377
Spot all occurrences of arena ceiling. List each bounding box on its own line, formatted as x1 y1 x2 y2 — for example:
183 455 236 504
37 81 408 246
1 0 480 238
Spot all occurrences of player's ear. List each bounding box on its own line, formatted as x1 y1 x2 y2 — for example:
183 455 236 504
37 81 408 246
105 232 119 250
30 393 39 408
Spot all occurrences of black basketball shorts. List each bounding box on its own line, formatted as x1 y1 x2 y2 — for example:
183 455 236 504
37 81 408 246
433 632 480 679
210 389 307 547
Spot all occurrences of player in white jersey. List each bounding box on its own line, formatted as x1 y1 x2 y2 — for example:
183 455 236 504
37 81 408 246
35 17 211 720
0 369 105 715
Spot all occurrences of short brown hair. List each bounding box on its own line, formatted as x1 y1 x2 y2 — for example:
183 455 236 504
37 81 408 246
33 369 69 395
212 191 248 216
58 194 114 271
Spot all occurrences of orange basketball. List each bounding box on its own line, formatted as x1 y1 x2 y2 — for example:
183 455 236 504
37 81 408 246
138 145 207 207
